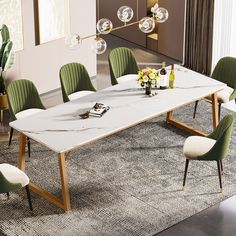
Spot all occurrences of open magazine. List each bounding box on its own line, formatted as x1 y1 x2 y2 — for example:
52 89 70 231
89 103 110 117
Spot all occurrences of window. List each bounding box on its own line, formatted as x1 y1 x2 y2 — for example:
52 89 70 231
0 0 23 51
212 0 236 67
34 0 69 45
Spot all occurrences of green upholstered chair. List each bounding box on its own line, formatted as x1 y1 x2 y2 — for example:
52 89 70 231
60 62 96 103
108 47 139 85
183 114 234 192
193 57 236 120
7 79 46 157
0 163 33 211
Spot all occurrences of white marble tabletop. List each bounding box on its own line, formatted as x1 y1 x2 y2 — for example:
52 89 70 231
10 65 226 153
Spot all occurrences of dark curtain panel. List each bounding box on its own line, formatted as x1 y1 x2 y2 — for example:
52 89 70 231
184 0 215 76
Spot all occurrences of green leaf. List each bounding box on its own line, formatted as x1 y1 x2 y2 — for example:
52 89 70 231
1 24 10 42
3 50 14 70
0 41 7 64
1 41 13 70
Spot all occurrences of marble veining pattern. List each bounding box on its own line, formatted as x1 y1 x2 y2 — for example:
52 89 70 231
10 65 225 153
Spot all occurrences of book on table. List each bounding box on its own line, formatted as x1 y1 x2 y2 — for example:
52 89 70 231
89 104 110 117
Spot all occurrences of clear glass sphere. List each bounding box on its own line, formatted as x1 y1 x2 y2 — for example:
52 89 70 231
91 37 107 55
97 18 113 34
154 7 169 23
65 34 81 50
139 17 155 33
117 6 134 23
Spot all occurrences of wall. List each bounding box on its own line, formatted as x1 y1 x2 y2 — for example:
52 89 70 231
158 0 186 62
7 0 96 94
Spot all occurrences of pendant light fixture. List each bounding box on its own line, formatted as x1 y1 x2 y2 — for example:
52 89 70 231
65 2 168 54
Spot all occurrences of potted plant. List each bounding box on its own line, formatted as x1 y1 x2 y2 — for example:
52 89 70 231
0 24 14 109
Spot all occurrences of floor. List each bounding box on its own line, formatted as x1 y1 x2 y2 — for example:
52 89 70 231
1 35 236 236
157 195 236 236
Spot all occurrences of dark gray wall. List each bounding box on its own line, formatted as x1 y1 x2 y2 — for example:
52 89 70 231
98 0 147 47
158 0 186 62
98 0 186 62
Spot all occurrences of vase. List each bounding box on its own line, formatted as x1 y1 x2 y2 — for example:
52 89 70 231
0 93 8 110
145 85 151 95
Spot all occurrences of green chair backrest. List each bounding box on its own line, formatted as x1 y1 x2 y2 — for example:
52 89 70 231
212 57 236 91
199 115 234 161
7 79 45 121
108 47 139 85
0 171 21 193
60 62 96 103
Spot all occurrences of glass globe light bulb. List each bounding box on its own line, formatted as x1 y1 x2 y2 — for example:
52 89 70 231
154 7 169 23
151 3 159 14
91 37 107 55
65 34 81 50
97 18 113 34
117 6 134 23
139 17 155 33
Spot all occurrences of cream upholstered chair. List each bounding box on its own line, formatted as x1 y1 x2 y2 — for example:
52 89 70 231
7 79 46 157
0 163 33 211
108 47 139 85
60 63 96 103
182 115 234 192
193 57 236 120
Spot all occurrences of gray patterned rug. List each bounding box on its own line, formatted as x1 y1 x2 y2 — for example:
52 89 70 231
1 101 236 236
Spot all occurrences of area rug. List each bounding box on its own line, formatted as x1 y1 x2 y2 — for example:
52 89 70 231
1 102 236 236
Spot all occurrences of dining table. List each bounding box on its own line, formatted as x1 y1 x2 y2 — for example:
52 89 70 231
10 65 226 211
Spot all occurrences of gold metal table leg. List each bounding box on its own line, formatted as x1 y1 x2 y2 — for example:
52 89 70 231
18 133 71 211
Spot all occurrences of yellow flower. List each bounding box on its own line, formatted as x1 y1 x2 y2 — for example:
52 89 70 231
152 69 157 74
143 75 148 82
138 71 143 77
149 73 155 79
151 79 156 85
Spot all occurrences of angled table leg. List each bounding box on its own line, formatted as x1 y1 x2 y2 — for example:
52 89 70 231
211 93 219 128
166 111 206 136
19 133 27 171
18 133 71 211
166 92 219 136
28 153 71 211
58 153 71 211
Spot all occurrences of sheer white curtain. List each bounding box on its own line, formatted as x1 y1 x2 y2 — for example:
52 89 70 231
212 0 236 68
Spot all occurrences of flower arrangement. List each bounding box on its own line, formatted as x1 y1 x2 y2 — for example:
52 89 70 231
137 67 159 88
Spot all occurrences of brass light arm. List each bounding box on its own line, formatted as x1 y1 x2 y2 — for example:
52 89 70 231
80 20 140 41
